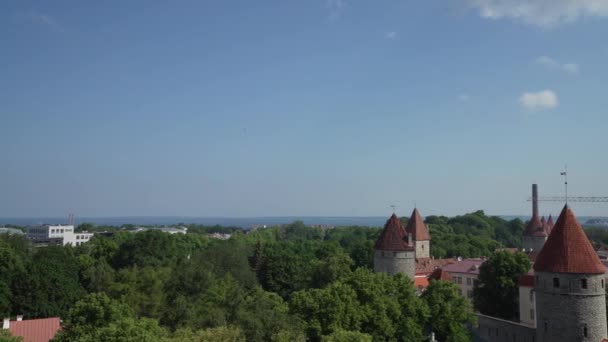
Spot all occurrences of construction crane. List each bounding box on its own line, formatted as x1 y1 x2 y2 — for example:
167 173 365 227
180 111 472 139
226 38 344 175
527 196 608 202
526 166 608 203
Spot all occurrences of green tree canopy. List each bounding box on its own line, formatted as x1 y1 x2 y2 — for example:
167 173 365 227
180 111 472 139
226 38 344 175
422 280 475 342
473 251 530 319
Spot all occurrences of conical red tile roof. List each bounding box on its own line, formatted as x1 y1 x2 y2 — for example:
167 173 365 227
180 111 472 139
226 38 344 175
375 214 413 251
524 215 547 237
405 208 430 241
546 215 554 235
533 205 605 274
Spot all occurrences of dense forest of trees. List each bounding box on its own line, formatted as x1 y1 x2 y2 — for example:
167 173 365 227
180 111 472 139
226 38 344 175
0 211 573 341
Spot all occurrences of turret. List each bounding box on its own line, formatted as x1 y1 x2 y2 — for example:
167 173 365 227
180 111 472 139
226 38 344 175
533 205 607 342
405 208 431 259
523 184 547 252
373 214 416 278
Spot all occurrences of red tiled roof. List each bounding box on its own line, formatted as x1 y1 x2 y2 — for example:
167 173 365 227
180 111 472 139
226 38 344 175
534 205 605 274
8 317 61 342
414 276 429 289
519 274 534 287
374 214 413 251
405 208 430 241
429 268 453 282
415 258 454 275
524 215 547 237
442 258 485 275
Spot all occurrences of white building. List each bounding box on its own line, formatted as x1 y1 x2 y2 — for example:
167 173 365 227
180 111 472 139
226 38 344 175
132 226 188 234
26 224 94 246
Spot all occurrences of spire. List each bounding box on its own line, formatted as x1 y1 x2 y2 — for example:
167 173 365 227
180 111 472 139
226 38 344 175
524 216 547 237
525 184 546 237
375 214 413 251
545 214 554 235
533 205 605 274
405 208 430 241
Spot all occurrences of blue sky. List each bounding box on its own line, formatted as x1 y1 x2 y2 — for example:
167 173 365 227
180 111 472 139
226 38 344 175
2 0 608 218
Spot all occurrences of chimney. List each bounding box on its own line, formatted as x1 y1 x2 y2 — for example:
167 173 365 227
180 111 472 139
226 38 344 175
3 318 9 330
532 184 539 218
407 233 412 246
16 315 23 322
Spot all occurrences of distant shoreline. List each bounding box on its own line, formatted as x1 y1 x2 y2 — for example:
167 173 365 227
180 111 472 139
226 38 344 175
3 215 607 229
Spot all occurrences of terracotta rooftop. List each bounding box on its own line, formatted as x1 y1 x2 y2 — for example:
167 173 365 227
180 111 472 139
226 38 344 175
414 276 429 289
441 258 485 275
374 214 413 251
415 258 454 275
405 208 430 241
8 317 61 342
534 205 605 274
524 215 547 237
429 267 453 282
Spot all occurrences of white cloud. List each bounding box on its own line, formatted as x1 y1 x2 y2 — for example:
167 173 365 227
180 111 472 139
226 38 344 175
519 90 558 109
458 94 471 102
327 0 345 20
467 0 608 28
536 56 579 74
26 12 64 32
384 31 397 39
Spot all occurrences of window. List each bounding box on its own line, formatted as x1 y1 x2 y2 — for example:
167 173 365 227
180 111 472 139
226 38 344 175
381 252 385 257
459 289 463 296
603 279 605 289
457 277 462 284
467 290 472 298
467 278 472 285
474 279 479 286
583 325 588 338
421 245 424 250
544 322 548 333
553 278 560 288
530 309 535 320
76 236 80 240
393 252 397 256
581 279 588 289
529 290 534 302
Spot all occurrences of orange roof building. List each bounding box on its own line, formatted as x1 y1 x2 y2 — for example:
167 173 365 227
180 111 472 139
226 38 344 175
3 317 61 342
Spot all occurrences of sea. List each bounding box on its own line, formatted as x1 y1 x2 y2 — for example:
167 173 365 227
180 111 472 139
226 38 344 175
2 215 607 229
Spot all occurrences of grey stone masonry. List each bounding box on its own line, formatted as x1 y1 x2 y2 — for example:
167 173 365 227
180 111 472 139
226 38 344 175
415 240 430 259
535 271 607 342
523 235 547 253
373 249 415 278
475 313 536 342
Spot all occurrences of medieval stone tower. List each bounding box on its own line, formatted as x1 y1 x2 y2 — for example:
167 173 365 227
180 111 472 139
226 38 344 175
405 208 430 259
373 213 415 278
523 184 548 252
533 205 607 342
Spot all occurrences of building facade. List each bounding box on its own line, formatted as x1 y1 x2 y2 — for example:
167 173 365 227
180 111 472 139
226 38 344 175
518 274 536 327
442 258 484 299
26 225 93 246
